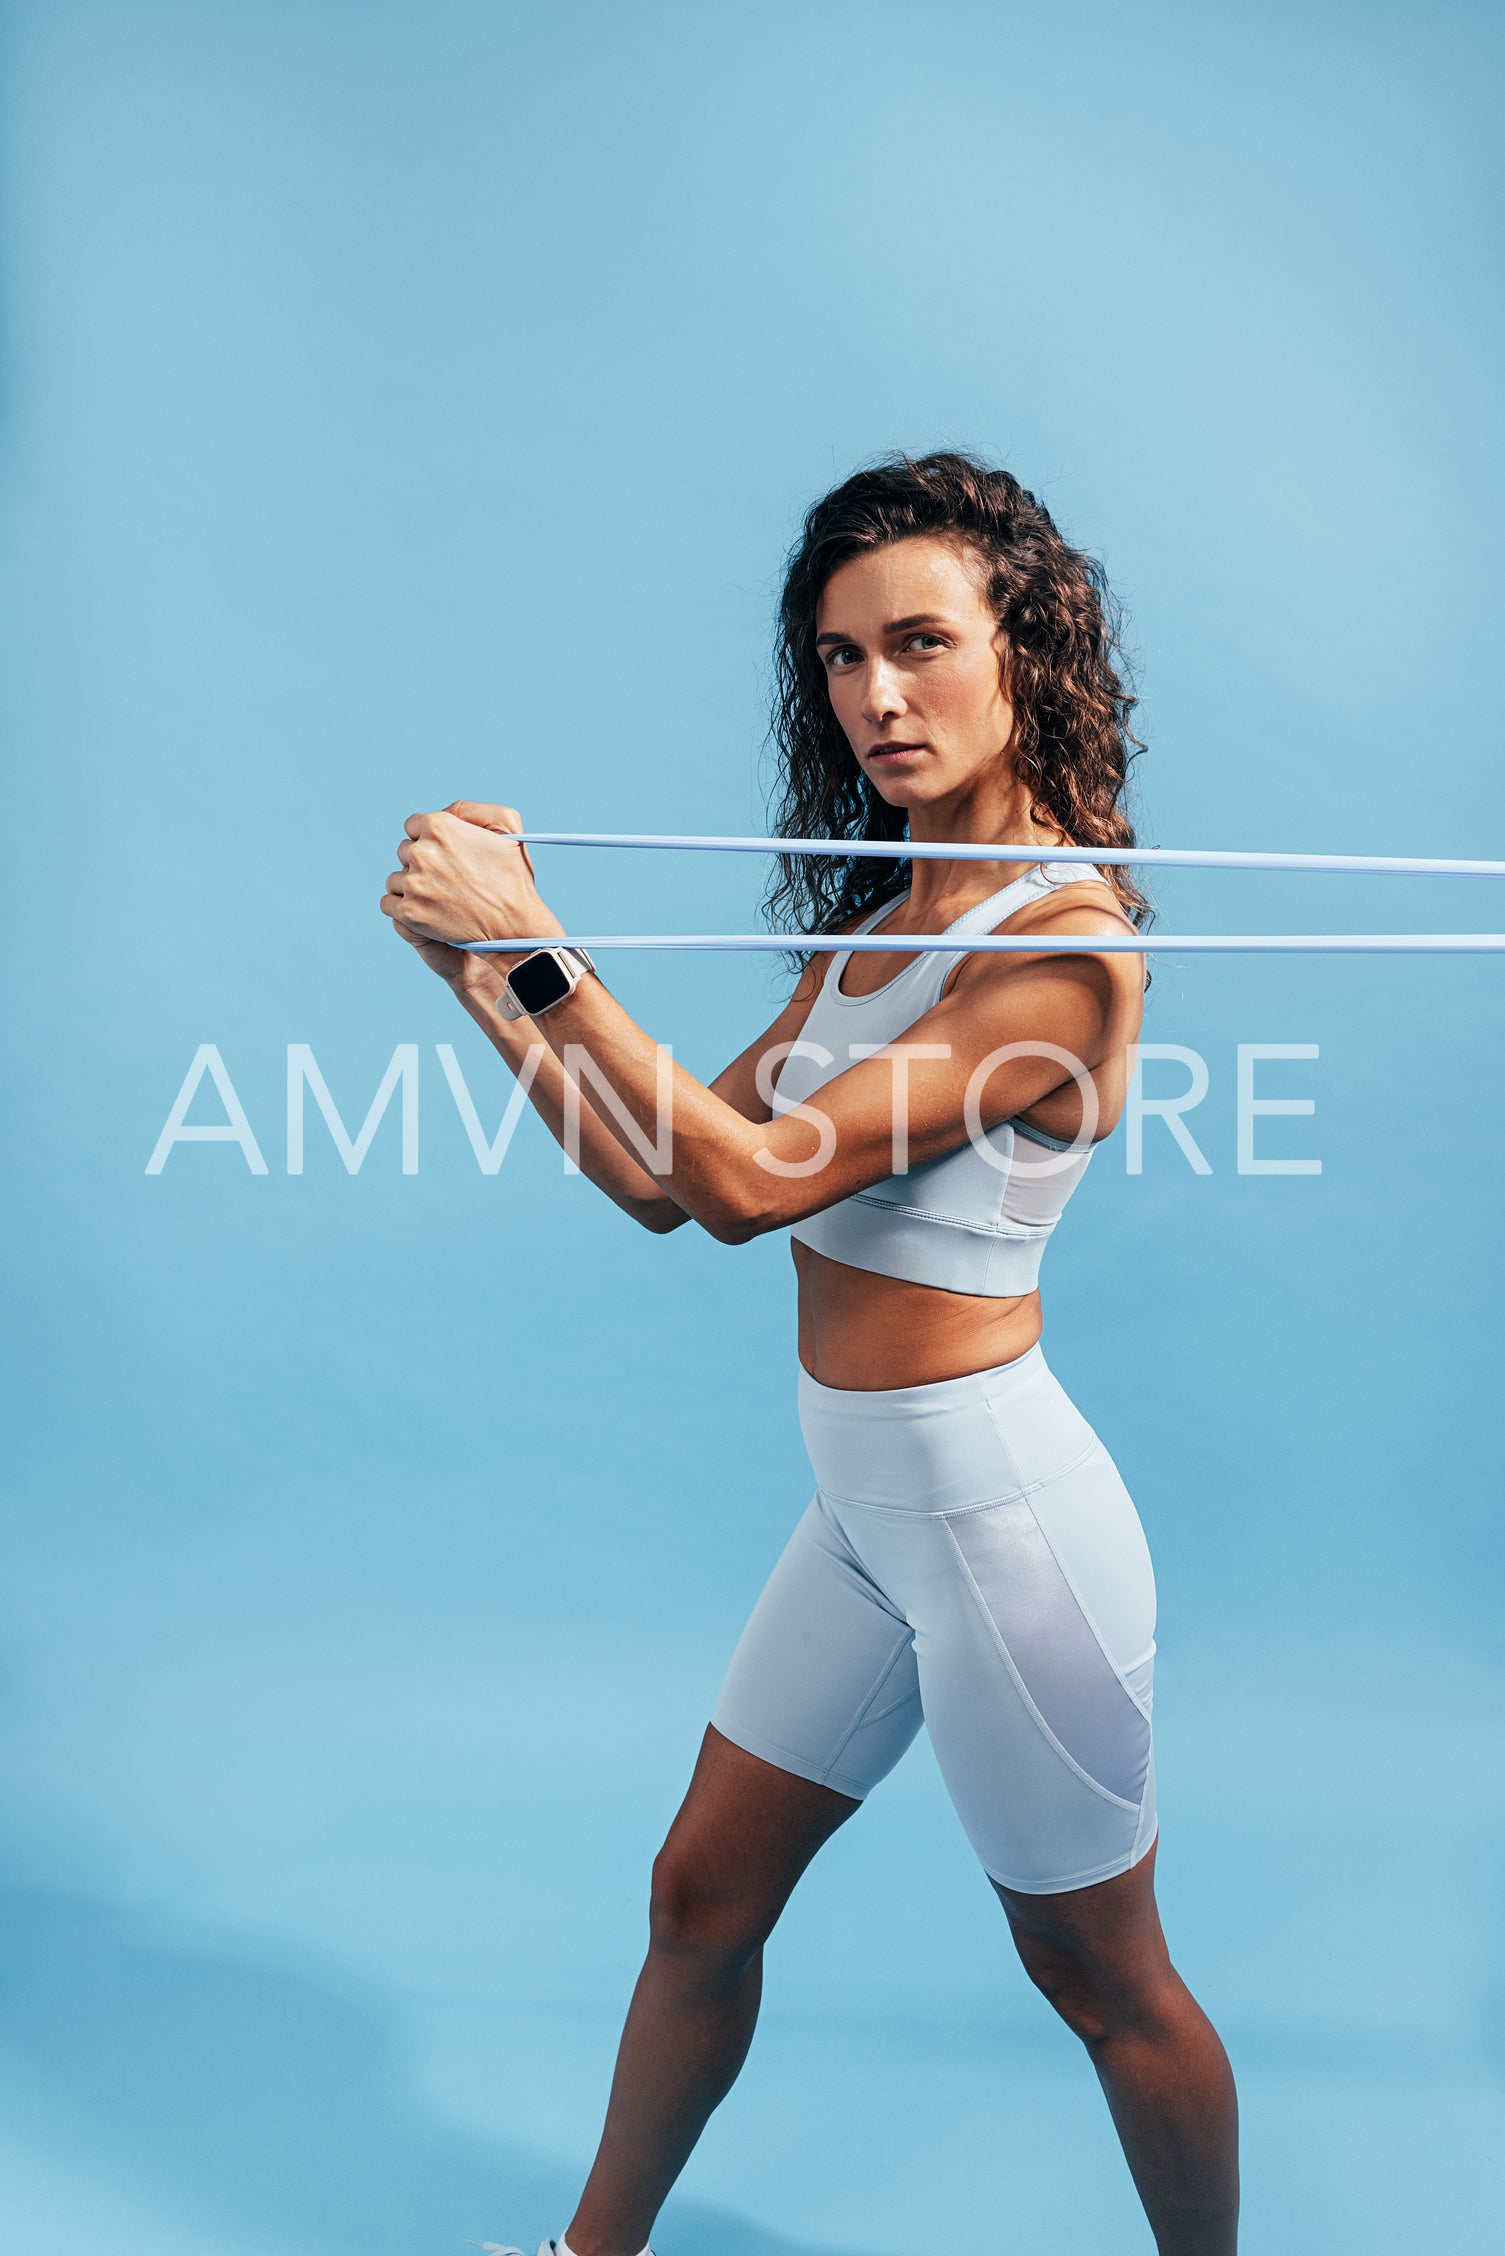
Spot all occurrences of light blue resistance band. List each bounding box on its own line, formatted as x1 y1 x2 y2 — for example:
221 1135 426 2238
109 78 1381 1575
467 932 1504 955
450 832 1505 956
516 831 1505 879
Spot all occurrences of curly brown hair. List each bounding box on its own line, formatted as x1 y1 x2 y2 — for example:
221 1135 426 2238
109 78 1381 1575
764 450 1149 954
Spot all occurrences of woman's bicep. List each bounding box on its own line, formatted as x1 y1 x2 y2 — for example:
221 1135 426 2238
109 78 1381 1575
777 955 1116 1190
904 959 1116 1154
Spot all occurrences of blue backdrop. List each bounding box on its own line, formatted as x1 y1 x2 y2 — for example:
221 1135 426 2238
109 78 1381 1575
3 5 1501 2252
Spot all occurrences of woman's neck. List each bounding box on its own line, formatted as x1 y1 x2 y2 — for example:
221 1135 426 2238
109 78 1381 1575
899 776 1064 922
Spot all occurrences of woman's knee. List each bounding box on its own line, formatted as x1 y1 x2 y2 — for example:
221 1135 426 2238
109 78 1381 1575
648 1842 774 1976
1012 1927 1110 2042
1011 1922 1179 2049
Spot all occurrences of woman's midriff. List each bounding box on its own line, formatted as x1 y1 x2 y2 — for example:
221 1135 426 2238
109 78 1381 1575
792 1239 1044 1390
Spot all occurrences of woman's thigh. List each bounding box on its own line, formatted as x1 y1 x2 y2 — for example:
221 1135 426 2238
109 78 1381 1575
710 1491 925 1800
855 1440 1159 1895
667 1488 928 1934
651 1723 864 1937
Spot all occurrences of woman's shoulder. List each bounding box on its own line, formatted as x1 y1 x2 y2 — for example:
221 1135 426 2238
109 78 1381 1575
950 870 1146 1001
1012 871 1138 934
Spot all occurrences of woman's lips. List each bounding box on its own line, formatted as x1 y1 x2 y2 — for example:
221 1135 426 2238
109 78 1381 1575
867 742 926 761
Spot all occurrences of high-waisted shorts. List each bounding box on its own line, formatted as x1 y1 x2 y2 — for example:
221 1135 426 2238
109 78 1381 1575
711 1344 1158 1894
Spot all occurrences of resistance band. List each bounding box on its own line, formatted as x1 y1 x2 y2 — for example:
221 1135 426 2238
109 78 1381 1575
447 830 1505 954
513 832 1505 879
462 933 1505 955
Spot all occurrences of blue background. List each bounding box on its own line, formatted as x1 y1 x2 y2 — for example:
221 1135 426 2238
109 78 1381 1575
2 4 1502 2251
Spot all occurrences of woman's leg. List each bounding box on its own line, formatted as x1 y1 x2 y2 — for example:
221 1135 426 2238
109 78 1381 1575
836 1358 1235 2249
995 1837 1239 2255
562 1723 860 2256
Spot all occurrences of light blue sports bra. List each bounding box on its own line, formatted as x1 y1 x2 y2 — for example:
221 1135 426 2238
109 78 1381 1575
776 862 1109 1297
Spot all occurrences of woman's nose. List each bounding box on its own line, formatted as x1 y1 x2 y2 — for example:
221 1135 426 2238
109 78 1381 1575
861 659 906 725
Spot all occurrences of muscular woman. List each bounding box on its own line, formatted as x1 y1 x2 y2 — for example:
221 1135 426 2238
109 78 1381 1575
381 452 1239 2254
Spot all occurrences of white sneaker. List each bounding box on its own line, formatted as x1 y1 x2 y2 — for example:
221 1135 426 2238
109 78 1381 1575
465 2242 555 2255
466 2242 653 2256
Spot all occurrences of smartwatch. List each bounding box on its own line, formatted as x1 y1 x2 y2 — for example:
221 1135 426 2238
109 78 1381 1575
495 944 597 1022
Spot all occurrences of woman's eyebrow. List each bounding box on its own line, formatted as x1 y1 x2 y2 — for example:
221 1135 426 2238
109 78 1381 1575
815 612 948 646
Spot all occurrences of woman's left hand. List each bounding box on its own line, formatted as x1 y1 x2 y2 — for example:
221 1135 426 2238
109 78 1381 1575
379 801 565 952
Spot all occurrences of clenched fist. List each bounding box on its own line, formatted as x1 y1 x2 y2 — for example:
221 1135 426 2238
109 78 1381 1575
379 801 565 960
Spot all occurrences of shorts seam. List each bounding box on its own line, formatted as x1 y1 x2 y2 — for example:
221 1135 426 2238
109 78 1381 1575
1019 1460 1157 1726
939 1515 1140 1813
813 1438 1101 1520
822 1624 917 1772
708 1713 877 1801
956 1435 1102 1515
984 1815 1159 1894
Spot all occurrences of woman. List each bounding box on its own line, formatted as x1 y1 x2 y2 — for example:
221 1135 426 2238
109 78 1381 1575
381 452 1240 2255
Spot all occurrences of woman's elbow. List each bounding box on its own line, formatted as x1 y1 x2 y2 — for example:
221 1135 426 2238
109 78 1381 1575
662 1152 810 1245
702 1211 761 1247
627 1182 753 1244
626 1195 691 1236
697 1180 792 1246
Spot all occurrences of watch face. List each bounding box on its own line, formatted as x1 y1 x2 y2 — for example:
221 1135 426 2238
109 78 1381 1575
509 951 574 1015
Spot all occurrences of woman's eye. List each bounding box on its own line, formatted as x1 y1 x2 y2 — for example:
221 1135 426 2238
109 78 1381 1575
908 632 944 652
826 646 861 670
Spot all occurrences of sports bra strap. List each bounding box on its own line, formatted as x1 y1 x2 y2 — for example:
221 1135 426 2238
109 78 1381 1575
822 859 1115 990
821 893 903 991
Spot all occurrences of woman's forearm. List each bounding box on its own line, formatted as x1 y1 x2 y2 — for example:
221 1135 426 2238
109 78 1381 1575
447 961 690 1233
516 956 1107 1246
523 973 811 1242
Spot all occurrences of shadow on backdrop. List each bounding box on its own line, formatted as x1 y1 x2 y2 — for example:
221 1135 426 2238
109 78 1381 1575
0 1870 871 2256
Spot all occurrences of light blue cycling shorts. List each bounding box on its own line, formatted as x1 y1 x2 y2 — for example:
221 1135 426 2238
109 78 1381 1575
711 1343 1158 1895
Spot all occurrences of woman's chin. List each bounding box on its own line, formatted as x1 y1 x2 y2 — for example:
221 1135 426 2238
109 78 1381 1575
865 768 930 810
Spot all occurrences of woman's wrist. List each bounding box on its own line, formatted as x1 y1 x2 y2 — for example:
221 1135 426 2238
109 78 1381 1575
454 951 510 1003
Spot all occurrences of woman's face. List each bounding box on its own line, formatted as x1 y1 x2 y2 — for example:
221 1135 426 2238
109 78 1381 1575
815 536 1015 816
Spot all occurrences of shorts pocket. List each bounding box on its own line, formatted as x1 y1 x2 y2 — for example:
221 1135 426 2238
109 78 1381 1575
943 1494 1153 1808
